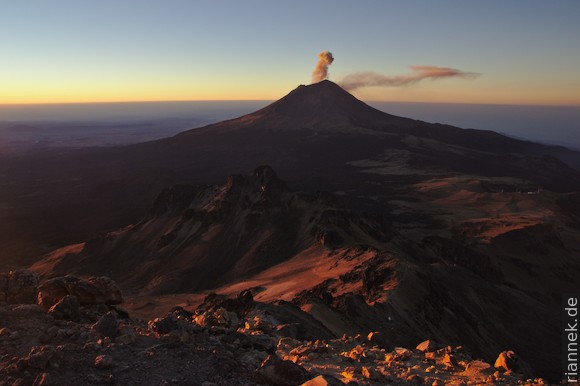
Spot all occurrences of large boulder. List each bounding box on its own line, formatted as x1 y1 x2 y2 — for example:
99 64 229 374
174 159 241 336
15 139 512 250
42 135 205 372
38 275 122 310
85 277 123 305
37 276 71 310
6 269 39 304
148 314 183 334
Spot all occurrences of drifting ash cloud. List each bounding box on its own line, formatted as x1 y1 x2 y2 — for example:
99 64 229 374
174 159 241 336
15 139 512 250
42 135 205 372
312 51 335 83
339 66 480 91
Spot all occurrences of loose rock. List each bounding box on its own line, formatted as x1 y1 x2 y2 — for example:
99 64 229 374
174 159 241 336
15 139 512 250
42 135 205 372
92 311 119 338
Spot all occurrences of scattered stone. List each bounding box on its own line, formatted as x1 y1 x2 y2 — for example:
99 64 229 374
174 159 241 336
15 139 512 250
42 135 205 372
11 304 45 318
277 323 300 339
442 353 459 369
465 360 492 374
240 350 269 368
0 272 8 302
0 278 545 386
494 350 532 379
37 277 71 310
115 329 137 345
94 354 113 369
394 347 412 360
341 366 357 380
367 331 388 348
342 345 365 361
48 295 80 321
494 350 516 372
300 374 344 386
416 340 438 353
278 337 299 351
406 374 424 384
167 329 189 343
361 366 380 380
255 354 310 385
252 334 276 352
33 372 53 386
6 269 39 304
149 314 182 334
26 345 55 370
86 276 123 305
92 311 119 338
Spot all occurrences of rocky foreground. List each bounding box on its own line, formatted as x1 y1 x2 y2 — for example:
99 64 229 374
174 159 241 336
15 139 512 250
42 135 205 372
0 270 552 386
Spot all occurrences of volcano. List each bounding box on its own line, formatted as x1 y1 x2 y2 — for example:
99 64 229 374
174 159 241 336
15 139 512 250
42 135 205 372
126 80 580 193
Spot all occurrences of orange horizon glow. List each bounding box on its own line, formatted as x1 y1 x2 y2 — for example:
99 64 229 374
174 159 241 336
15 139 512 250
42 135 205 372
1 75 578 107
2 74 578 107
1 93 578 107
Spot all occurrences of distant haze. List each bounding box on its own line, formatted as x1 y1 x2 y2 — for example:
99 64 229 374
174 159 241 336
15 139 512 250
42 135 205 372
369 102 580 149
0 100 578 149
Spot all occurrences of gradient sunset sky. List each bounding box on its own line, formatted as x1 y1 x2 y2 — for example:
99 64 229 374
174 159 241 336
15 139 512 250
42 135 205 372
2 1 579 105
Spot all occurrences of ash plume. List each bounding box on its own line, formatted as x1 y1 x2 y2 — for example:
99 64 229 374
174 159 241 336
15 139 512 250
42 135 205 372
312 51 335 83
339 66 479 91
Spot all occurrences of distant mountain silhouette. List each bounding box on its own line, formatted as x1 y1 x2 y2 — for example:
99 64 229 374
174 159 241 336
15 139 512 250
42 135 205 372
177 80 403 133
125 80 580 192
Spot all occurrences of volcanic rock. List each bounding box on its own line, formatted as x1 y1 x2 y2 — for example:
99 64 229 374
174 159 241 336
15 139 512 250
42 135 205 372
494 350 533 378
92 311 119 338
37 275 122 310
255 354 311 385
47 295 80 321
0 274 7 303
33 372 54 386
442 353 459 369
148 314 183 334
5 270 39 304
416 340 439 353
366 331 388 349
94 354 113 369
26 345 55 370
300 375 344 386
465 359 492 374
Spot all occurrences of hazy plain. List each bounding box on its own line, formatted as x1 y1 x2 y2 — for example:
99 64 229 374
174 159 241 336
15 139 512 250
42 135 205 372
1 100 579 150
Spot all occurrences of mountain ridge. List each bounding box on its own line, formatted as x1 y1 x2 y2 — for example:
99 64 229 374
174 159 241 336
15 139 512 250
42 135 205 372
32 166 390 294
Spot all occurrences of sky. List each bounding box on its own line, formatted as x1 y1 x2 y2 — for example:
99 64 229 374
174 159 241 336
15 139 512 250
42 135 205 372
1 1 579 105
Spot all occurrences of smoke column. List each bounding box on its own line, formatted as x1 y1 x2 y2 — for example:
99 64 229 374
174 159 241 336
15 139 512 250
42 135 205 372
339 66 479 91
312 51 335 83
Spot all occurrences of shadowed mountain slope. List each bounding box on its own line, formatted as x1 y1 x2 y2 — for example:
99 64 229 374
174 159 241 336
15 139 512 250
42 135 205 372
33 166 390 294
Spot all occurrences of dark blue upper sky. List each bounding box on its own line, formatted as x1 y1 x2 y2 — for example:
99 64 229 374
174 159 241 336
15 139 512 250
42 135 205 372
1 1 579 105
